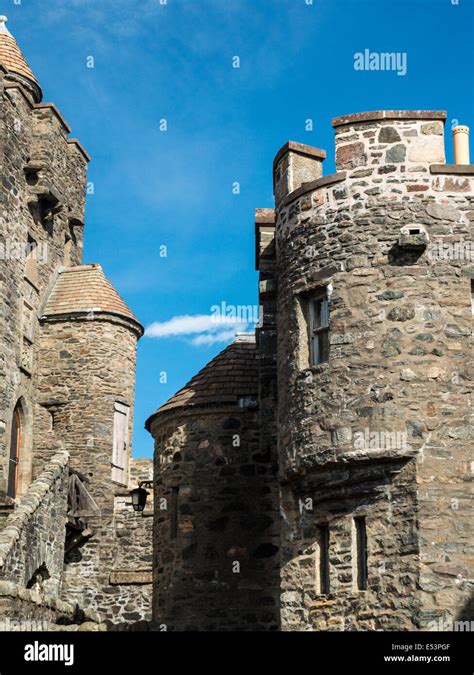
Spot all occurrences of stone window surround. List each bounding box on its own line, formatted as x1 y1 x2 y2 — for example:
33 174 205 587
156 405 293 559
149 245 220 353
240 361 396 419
295 276 334 371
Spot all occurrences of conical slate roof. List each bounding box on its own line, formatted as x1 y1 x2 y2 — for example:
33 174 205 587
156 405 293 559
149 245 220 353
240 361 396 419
0 16 42 102
42 265 143 334
145 336 258 426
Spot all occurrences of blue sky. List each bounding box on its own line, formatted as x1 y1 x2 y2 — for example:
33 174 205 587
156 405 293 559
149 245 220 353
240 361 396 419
5 0 474 457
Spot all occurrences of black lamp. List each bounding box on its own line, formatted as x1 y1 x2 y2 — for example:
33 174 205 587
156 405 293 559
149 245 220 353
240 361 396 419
129 481 153 512
130 486 149 512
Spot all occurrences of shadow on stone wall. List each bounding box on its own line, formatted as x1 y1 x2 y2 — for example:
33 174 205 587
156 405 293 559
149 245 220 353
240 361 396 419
456 594 474 622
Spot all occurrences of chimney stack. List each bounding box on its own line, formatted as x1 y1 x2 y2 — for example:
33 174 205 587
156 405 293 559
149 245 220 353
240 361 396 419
273 142 326 206
452 125 470 165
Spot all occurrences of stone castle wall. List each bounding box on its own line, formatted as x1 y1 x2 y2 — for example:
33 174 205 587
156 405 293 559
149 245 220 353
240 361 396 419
0 450 68 595
0 40 150 627
150 406 280 631
0 580 102 631
274 112 473 630
0 71 88 497
110 458 153 623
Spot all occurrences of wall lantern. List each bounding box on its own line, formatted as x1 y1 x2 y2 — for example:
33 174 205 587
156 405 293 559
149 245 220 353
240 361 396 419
129 481 153 512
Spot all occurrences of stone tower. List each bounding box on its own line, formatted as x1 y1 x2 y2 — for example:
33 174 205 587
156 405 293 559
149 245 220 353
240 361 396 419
274 111 473 631
0 17 152 624
0 14 89 498
146 335 280 630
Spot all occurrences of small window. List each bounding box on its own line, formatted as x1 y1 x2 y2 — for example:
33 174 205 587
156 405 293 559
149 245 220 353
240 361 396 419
318 524 330 594
471 280 474 315
170 486 179 539
308 290 330 365
354 517 368 591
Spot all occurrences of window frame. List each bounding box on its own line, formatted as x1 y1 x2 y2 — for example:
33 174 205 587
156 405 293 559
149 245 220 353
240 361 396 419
354 516 368 591
308 289 330 366
318 524 330 595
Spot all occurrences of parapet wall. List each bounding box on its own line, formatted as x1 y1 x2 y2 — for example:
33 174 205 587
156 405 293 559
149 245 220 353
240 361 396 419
0 451 68 596
333 110 446 172
0 580 103 630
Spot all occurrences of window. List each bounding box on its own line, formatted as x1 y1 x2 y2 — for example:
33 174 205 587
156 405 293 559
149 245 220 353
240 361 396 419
471 280 473 315
354 517 368 590
308 290 330 365
111 402 130 485
170 486 179 539
318 525 330 594
8 402 22 499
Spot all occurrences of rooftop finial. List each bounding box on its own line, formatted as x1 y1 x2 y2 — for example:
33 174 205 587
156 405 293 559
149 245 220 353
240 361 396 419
0 16 10 34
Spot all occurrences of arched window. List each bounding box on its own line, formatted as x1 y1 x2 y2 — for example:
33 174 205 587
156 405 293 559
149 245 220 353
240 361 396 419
8 401 23 498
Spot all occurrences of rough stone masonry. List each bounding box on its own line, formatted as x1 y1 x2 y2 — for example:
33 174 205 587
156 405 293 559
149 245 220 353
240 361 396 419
0 16 152 628
148 111 473 631
0 15 472 633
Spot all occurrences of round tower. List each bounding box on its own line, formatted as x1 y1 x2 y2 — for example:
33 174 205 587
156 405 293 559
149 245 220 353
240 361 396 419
274 111 473 630
146 335 280 631
35 264 144 618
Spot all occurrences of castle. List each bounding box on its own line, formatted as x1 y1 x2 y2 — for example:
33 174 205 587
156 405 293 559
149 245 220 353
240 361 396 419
0 17 472 632
146 118 473 630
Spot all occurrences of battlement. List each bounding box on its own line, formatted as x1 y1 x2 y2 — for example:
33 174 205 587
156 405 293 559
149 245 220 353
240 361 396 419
273 110 473 215
333 109 447 172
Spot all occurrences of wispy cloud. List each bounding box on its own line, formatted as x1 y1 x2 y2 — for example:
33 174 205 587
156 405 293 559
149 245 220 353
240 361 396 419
145 313 249 346
191 329 238 347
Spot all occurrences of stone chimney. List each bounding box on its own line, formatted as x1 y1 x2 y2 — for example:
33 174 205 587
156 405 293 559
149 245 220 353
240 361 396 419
273 141 326 206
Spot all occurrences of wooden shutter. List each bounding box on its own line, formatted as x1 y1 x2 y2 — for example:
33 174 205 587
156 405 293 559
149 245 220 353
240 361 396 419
112 402 130 485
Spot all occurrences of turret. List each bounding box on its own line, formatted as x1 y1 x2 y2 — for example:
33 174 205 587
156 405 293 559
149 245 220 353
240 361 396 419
146 336 280 631
275 111 473 631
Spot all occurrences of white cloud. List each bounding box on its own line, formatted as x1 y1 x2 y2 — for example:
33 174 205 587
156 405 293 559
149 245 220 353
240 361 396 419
146 314 217 338
145 314 249 346
191 329 239 347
